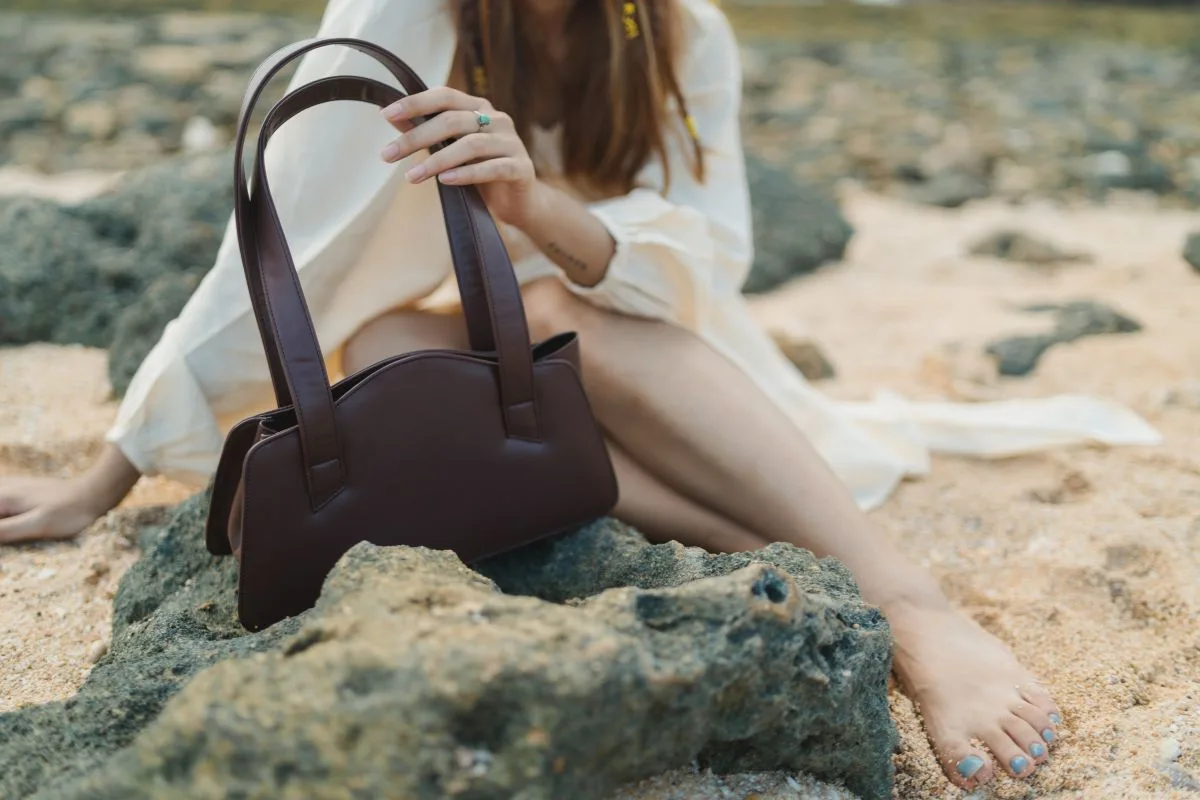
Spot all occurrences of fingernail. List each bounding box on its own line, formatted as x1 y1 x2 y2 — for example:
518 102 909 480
405 164 426 183
1049 713 1062 726
438 169 458 184
381 100 404 119
1010 755 1030 775
1042 728 1056 743
381 141 402 163
1030 742 1047 758
956 755 985 778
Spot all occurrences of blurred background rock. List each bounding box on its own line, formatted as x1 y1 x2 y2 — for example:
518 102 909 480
2 0 1198 204
0 0 1196 390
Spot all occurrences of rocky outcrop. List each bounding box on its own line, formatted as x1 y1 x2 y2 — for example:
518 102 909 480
968 228 1092 266
0 495 897 800
985 300 1142 377
743 156 854 294
0 150 230 394
1183 232 1200 274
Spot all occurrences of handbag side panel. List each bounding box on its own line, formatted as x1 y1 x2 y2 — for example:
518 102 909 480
234 345 616 631
205 415 268 556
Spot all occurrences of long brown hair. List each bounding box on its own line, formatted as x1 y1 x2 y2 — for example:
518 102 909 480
451 0 705 197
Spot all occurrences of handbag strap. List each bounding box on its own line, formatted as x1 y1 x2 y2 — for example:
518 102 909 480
234 39 540 509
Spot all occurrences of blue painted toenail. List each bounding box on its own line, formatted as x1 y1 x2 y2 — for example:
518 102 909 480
1011 755 1030 774
956 755 985 778
1042 728 1056 743
1049 713 1062 726
1031 742 1047 758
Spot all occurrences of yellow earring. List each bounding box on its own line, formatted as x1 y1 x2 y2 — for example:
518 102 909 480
622 2 640 41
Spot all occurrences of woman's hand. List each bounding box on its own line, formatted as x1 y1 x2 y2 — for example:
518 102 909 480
0 444 141 544
0 477 103 543
380 88 543 229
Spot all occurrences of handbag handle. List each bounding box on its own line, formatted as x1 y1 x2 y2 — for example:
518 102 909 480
234 38 540 509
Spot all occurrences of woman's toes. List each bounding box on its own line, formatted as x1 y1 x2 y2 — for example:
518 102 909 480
1020 684 1063 728
939 745 993 789
1011 701 1055 759
987 726 1038 779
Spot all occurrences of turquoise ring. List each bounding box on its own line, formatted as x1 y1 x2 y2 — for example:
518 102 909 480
474 110 492 132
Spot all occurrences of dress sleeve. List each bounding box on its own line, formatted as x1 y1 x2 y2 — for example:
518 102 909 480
554 0 753 327
105 0 454 484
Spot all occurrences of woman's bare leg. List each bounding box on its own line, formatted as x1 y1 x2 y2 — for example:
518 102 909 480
342 308 767 555
521 278 1062 790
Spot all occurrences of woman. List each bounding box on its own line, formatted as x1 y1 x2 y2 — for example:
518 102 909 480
2 0 1159 789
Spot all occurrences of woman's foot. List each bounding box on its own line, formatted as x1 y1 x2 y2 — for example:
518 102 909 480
883 593 1063 790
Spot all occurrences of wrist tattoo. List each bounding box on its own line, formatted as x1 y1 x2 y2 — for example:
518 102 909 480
546 241 588 272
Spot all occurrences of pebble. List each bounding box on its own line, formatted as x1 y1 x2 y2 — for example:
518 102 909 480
1183 232 1200 273
181 116 223 153
86 640 109 665
1159 737 1182 764
770 332 836 381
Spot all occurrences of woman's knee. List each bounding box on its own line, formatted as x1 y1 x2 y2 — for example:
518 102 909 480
343 310 465 373
522 277 599 341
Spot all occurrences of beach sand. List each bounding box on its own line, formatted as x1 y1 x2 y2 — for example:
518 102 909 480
1 185 1196 798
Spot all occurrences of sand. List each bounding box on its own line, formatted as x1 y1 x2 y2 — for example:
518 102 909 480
1 185 1197 799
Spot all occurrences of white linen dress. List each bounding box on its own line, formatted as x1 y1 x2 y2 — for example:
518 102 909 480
106 0 1160 510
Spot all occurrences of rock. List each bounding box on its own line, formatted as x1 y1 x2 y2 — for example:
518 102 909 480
1082 146 1175 197
0 196 119 347
984 333 1061 378
134 45 214 86
742 155 854 295
156 12 264 44
0 97 48 138
968 229 1092 266
1183 232 1200 273
86 641 109 665
771 332 837 380
0 493 291 800
985 301 1142 377
612 768 855 800
905 170 992 209
0 150 230 378
1083 150 1133 185
1158 737 1182 764
1160 764 1200 792
74 148 231 284
180 115 223 153
1045 300 1142 340
63 100 118 141
107 272 202 397
0 497 896 800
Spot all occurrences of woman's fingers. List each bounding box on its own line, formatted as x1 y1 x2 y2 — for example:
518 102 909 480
405 134 520 184
381 87 490 124
0 509 47 543
437 158 528 186
382 109 508 164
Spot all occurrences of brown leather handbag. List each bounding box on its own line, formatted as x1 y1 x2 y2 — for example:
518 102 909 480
205 38 619 632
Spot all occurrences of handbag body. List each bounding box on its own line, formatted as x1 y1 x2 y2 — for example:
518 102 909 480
204 38 619 632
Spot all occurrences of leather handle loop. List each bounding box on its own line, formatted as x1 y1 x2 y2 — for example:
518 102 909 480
233 38 541 507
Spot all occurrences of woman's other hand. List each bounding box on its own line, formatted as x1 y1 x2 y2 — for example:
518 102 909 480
380 88 543 229
0 444 141 544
